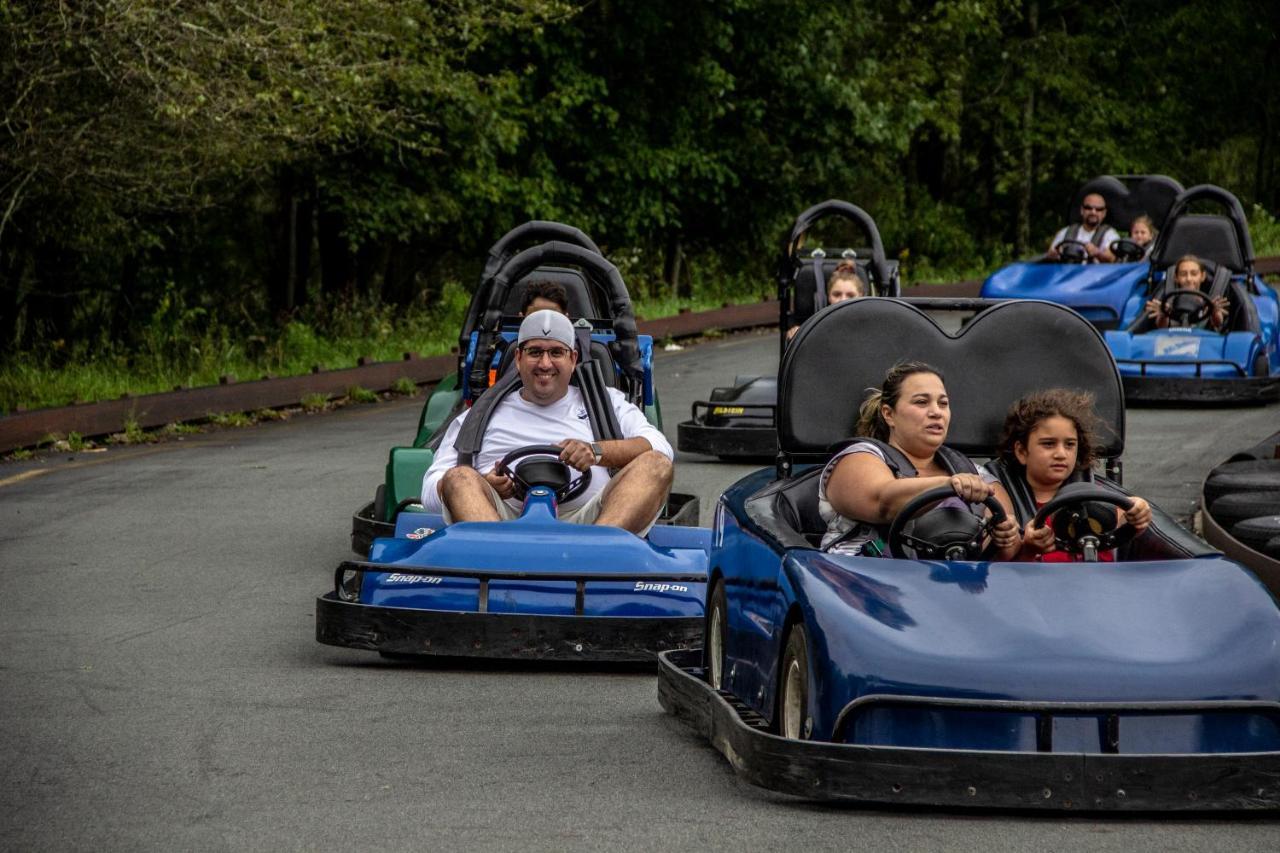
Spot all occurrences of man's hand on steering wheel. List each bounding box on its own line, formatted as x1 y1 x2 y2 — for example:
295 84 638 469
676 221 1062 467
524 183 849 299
557 438 599 472
484 466 515 500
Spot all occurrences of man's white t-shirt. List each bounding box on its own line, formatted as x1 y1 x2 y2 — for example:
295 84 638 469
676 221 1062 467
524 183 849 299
1050 224 1120 251
421 385 673 514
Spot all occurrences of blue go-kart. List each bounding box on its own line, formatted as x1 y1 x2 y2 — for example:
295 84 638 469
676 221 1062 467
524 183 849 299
321 244 706 662
981 175 1184 330
1102 185 1280 404
659 296 1280 810
350 220 688 555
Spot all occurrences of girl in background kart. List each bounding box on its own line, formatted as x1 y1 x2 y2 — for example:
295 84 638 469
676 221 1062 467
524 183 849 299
786 261 865 341
995 389 1152 562
1143 255 1230 331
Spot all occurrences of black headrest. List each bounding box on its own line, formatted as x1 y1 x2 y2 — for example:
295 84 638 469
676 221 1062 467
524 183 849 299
1069 175 1184 231
1149 184 1253 272
777 299 1125 459
499 267 597 318
1151 216 1245 272
780 200 894 294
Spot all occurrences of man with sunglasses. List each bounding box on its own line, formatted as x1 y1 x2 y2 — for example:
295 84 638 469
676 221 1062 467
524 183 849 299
1046 193 1119 262
420 309 674 535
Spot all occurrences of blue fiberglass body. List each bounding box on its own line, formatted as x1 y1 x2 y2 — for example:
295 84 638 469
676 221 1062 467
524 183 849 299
362 493 706 618
980 259 1148 329
320 487 709 661
713 468 1280 754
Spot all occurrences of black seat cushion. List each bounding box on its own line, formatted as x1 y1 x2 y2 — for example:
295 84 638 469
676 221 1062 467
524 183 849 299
778 299 1125 460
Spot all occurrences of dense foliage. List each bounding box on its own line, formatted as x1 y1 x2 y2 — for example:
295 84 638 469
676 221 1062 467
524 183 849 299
2 0 1278 387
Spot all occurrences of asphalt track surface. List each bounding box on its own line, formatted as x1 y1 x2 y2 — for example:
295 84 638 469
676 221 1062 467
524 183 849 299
3 329 1279 852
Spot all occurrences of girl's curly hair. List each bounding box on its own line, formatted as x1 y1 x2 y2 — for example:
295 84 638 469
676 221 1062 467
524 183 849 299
998 389 1100 470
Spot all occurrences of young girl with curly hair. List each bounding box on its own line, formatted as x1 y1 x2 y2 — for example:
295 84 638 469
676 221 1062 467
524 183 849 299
996 389 1151 562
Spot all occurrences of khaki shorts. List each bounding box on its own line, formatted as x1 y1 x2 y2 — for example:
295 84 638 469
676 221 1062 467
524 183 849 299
442 478 660 536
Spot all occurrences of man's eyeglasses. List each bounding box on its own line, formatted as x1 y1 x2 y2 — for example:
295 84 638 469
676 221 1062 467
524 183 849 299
1081 204 1106 212
521 345 572 361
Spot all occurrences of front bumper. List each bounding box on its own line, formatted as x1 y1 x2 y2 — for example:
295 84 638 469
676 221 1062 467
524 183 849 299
658 649 1280 810
318 593 702 662
1122 375 1280 405
677 419 777 459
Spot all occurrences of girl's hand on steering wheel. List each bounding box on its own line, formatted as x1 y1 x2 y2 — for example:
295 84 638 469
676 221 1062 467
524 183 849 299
1124 496 1152 534
1022 518 1055 553
949 473 992 504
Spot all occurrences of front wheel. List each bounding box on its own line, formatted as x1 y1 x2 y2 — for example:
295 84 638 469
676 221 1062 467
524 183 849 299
778 623 813 740
705 580 728 691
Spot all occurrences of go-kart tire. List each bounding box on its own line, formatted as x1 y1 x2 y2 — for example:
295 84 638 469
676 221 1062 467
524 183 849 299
1203 461 1280 504
1254 353 1271 378
1208 491 1280 530
373 484 387 523
777 622 812 740
1227 432 1280 463
705 580 728 691
1230 516 1280 556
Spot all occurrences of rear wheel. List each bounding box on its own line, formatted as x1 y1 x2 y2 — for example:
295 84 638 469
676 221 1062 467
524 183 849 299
705 580 728 691
778 623 812 740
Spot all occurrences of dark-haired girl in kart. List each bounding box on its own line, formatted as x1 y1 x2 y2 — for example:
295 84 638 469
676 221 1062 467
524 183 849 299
996 389 1151 562
1143 254 1229 331
819 362 1021 558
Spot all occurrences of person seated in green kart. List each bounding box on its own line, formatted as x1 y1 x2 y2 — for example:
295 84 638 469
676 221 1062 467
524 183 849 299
421 310 674 535
520 280 570 315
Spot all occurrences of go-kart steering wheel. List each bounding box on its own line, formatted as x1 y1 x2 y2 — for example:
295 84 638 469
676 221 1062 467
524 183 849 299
1055 239 1089 263
886 486 1008 560
1110 238 1145 263
1030 483 1135 562
1159 288 1215 328
495 444 592 504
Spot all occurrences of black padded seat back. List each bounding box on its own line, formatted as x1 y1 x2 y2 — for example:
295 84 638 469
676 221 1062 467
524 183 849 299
778 299 1125 459
1151 216 1245 272
494 339 618 388
499 267 599 318
1068 175 1184 231
772 466 827 537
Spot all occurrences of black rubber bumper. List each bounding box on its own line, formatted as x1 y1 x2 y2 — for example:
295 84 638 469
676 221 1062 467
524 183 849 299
657 649 1280 811
317 593 702 662
676 419 777 459
350 501 392 557
1122 375 1280 405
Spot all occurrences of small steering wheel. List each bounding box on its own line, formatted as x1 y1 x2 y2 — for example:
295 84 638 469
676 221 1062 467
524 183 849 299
1110 238 1145 263
1030 483 1135 562
886 486 1008 560
1159 288 1215 328
495 444 592 504
1055 239 1090 263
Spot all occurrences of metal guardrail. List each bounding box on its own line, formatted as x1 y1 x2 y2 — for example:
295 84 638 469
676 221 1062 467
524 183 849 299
2 263 1276 453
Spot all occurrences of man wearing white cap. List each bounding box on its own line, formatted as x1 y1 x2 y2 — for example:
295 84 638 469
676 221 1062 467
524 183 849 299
420 309 674 534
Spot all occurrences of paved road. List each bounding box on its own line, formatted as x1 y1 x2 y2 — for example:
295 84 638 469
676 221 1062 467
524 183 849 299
2 331 1278 852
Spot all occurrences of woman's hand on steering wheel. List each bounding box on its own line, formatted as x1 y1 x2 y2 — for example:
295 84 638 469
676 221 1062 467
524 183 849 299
948 473 992 504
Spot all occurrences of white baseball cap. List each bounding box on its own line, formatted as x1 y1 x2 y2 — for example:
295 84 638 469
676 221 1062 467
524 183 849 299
517 309 576 349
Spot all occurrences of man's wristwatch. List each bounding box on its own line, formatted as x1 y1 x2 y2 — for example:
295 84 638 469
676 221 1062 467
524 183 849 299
589 442 604 465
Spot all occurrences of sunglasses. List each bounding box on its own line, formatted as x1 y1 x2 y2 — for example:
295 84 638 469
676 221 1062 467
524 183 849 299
520 346 572 361
1081 204 1106 212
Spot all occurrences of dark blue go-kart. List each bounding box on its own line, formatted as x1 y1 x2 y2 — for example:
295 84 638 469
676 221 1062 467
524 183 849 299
1102 184 1280 404
659 296 1280 810
980 175 1184 330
